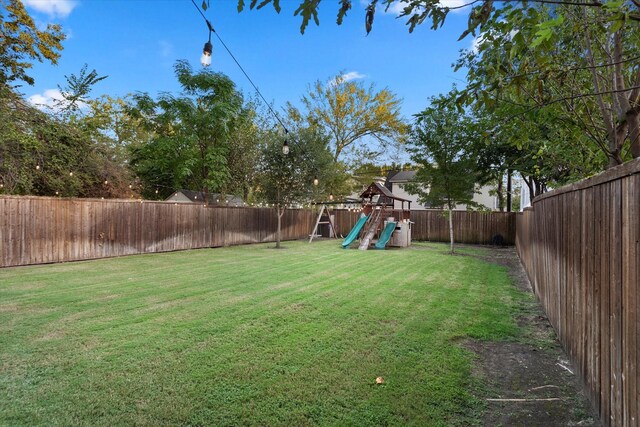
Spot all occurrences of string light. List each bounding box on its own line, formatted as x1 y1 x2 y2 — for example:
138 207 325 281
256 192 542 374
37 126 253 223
69 172 73 177
35 165 40 170
189 0 320 184
201 39 213 67
104 180 108 185
313 177 319 186
329 193 334 201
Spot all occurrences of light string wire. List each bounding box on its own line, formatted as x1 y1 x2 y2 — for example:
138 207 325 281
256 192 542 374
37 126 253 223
188 0 324 187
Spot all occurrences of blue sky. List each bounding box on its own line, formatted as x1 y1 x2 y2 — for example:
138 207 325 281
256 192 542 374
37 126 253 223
22 0 475 121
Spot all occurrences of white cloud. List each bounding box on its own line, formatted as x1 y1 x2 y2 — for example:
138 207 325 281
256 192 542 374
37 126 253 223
438 0 468 11
383 1 408 15
329 71 367 87
22 0 78 18
340 71 367 82
28 88 86 112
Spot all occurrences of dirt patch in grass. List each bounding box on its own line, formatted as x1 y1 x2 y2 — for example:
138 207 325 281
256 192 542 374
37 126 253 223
464 245 601 427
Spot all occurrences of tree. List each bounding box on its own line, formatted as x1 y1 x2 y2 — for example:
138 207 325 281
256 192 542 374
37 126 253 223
472 102 606 201
0 86 134 198
223 106 261 202
0 0 65 87
234 0 639 36
257 124 334 248
128 60 246 199
295 72 406 165
456 3 640 167
405 95 480 254
234 0 640 166
56 64 108 113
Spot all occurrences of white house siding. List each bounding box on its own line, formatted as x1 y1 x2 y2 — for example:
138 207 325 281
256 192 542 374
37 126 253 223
390 182 498 211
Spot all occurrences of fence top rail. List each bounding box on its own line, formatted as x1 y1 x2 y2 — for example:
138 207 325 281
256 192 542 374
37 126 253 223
532 157 640 205
0 195 306 210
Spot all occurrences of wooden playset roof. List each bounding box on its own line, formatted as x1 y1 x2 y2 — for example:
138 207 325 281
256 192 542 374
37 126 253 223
359 182 411 202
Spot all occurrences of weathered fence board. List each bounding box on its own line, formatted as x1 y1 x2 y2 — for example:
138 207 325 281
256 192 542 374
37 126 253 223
410 210 516 244
1 198 518 268
516 158 640 427
0 197 317 267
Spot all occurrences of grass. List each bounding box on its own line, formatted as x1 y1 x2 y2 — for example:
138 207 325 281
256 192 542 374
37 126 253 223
0 240 527 426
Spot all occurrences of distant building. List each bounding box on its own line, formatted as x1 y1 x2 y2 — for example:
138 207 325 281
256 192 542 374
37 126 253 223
520 178 531 210
166 190 244 206
384 170 499 211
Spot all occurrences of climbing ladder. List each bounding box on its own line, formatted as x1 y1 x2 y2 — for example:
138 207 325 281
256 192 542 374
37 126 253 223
309 204 337 243
358 204 389 250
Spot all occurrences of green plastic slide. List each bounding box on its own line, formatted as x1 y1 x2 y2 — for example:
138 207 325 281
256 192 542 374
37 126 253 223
374 221 397 249
342 214 369 248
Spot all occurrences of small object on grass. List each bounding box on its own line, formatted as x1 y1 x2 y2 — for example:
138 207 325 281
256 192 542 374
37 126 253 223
375 376 384 384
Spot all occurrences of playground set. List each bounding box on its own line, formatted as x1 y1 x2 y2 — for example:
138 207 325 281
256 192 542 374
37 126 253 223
309 182 412 250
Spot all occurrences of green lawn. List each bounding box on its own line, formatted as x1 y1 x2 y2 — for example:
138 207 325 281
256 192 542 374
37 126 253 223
0 240 526 426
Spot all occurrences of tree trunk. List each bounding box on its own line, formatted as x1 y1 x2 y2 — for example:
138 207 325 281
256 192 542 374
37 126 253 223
448 204 454 255
496 174 504 212
627 109 640 158
506 169 512 213
276 203 282 249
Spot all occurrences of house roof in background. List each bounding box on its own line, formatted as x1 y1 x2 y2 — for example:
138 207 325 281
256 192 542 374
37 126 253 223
166 190 244 206
387 170 417 183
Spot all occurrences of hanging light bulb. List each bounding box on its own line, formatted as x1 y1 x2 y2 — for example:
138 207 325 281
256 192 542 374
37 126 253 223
329 193 334 201
155 189 159 194
35 165 40 170
282 139 289 155
69 172 73 177
313 177 319 186
201 41 212 67
104 180 108 185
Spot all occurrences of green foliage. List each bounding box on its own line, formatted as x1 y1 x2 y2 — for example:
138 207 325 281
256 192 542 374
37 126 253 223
456 2 640 167
298 71 406 165
257 123 334 207
224 106 261 202
0 87 133 197
472 104 606 198
56 64 108 113
128 60 247 199
405 94 480 211
0 0 65 86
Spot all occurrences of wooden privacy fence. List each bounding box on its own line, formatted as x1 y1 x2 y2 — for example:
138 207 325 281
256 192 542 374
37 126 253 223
0 196 315 268
516 158 639 427
0 198 519 268
318 209 516 244
411 210 516 244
